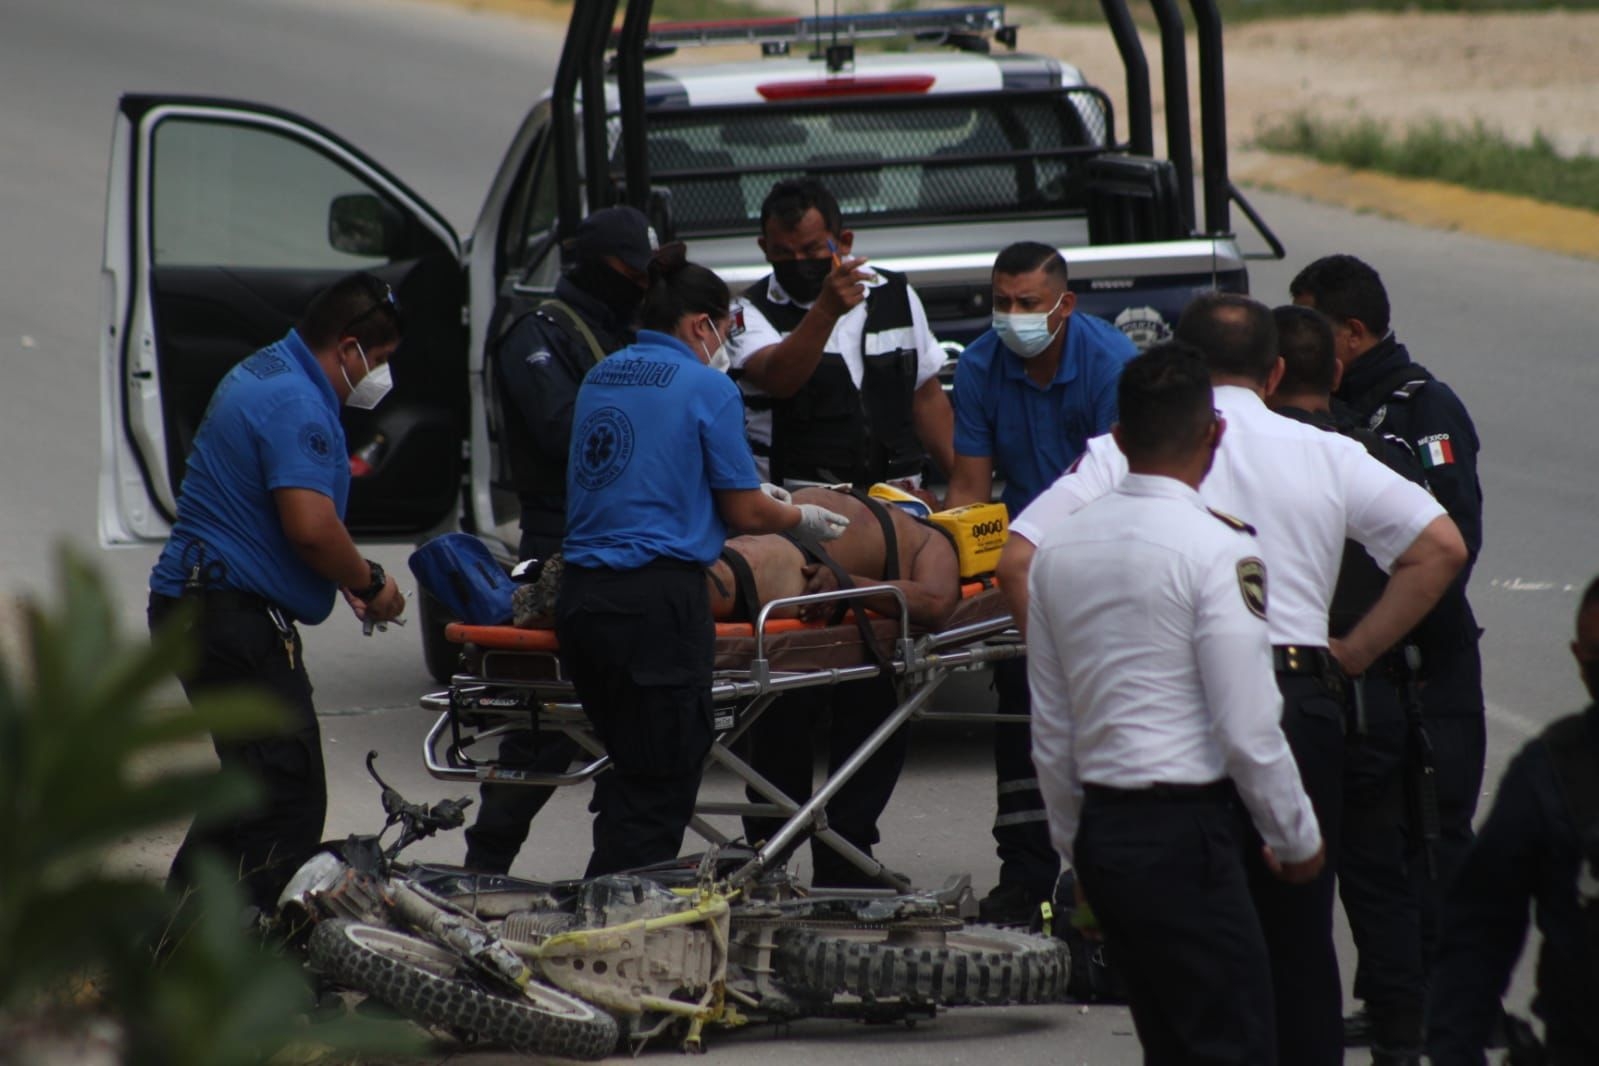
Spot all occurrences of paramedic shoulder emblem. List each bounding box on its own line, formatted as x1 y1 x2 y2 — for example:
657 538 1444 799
574 406 634 491
297 422 338 466
1237 557 1268 620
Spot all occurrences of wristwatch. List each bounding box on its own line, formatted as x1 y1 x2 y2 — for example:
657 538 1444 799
352 559 387 603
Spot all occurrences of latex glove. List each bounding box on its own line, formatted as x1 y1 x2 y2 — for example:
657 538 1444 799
796 503 850 542
760 482 793 505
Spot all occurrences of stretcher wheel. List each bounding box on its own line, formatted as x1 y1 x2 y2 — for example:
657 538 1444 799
308 920 617 1060
772 921 1069 1006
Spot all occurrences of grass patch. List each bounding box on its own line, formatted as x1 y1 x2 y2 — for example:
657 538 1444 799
653 0 771 17
1254 112 1599 212
1029 0 1599 24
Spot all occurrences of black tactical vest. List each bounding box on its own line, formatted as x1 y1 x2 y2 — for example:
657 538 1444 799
738 269 924 487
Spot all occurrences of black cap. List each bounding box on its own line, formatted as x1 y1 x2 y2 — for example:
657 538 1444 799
568 205 658 273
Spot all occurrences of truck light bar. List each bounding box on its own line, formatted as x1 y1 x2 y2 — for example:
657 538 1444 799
607 4 1011 51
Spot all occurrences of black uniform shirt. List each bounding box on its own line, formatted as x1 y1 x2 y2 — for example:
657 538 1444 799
1338 336 1484 566
1428 704 1599 1065
494 277 633 556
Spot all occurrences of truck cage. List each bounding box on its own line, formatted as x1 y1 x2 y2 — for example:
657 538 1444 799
553 1 1283 262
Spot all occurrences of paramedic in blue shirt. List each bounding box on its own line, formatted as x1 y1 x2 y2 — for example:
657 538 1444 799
147 272 407 911
943 240 1138 925
558 257 851 878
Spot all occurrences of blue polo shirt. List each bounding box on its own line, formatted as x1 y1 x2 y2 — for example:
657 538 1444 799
150 330 350 623
564 330 760 570
952 311 1136 515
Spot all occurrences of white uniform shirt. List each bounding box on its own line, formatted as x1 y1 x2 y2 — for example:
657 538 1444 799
730 272 945 477
1027 473 1322 865
1011 384 1445 646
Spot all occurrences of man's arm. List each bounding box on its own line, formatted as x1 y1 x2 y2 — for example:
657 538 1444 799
944 454 994 510
997 435 1128 632
1195 549 1322 872
734 259 870 398
275 489 403 621
495 316 583 461
911 377 954 477
1412 388 1484 562
1333 514 1467 676
1025 551 1082 866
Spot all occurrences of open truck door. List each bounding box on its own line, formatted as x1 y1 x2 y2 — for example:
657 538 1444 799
99 94 469 547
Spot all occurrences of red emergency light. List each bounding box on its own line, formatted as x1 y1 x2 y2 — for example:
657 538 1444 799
755 75 936 101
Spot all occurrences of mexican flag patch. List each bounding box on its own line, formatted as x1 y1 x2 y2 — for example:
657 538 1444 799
1420 436 1455 468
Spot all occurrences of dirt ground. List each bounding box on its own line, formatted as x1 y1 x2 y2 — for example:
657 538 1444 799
461 1 1599 159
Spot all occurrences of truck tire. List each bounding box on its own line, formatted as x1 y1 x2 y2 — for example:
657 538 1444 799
419 587 460 685
309 920 617 1060
773 922 1068 1007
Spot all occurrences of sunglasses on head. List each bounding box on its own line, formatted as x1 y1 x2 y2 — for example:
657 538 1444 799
340 279 401 338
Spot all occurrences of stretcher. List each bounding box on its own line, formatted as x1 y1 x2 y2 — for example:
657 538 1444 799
419 581 1027 891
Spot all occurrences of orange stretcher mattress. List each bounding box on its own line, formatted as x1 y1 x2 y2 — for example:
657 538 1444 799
445 583 1008 676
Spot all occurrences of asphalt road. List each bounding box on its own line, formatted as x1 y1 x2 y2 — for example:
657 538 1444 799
2 0 1593 1060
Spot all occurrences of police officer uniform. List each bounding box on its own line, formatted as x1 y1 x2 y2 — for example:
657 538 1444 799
952 308 1136 916
558 327 761 877
1277 402 1432 1056
1428 703 1599 1065
469 206 656 874
732 268 944 487
1030 473 1321 1064
1337 333 1486 954
148 329 361 910
1015 383 1446 1066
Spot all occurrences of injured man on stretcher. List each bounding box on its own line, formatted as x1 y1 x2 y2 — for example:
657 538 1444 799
707 487 962 630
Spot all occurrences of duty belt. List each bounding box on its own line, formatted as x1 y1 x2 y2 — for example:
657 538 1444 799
1271 644 1336 676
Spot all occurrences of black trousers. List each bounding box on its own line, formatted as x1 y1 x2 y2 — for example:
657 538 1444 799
462 729 580 875
1245 671 1346 1066
148 591 326 913
1340 675 1426 1042
555 560 714 879
1076 785 1276 1065
741 672 910 886
1415 640 1487 964
989 657 1059 898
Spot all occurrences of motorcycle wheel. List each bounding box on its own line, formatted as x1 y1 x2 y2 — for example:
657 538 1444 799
309 919 617 1060
773 921 1068 1006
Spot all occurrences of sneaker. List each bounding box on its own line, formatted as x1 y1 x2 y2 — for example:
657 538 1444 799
977 882 1044 926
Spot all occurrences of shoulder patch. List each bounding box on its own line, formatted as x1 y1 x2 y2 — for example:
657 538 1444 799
242 352 290 380
1416 433 1456 469
296 421 340 467
1236 557 1268 620
1207 508 1256 535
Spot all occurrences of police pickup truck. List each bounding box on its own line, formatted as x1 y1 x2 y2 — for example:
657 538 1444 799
98 2 1283 681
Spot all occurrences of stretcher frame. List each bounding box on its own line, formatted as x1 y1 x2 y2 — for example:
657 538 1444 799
419 583 1028 892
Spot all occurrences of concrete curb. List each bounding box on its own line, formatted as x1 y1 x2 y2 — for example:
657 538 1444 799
1232 149 1599 262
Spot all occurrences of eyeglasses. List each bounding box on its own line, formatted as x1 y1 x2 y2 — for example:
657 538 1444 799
340 279 401 338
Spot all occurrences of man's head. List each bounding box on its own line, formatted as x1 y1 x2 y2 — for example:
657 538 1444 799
1112 341 1221 481
1574 576 1599 703
1289 254 1391 368
565 205 662 319
299 272 403 407
990 241 1074 360
758 178 848 303
1176 292 1281 391
1268 304 1340 409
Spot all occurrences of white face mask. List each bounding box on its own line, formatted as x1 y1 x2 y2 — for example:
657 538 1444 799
342 342 394 410
700 320 729 371
993 294 1065 359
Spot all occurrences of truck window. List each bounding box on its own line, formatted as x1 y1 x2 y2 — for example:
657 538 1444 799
632 88 1110 234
